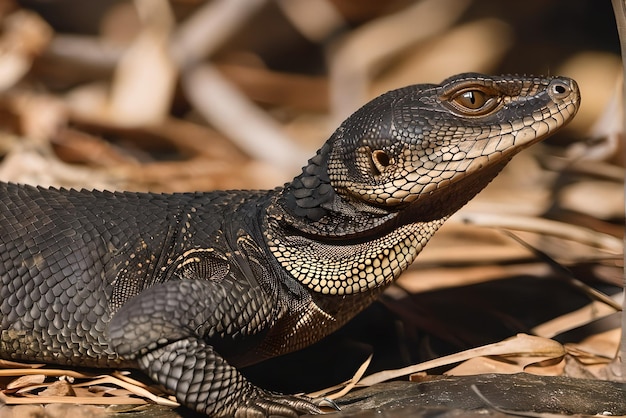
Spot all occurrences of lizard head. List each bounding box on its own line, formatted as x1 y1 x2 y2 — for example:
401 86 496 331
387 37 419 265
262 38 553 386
327 73 580 221
280 73 580 236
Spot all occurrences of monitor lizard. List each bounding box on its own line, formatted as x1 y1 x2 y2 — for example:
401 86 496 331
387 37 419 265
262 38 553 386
0 73 580 417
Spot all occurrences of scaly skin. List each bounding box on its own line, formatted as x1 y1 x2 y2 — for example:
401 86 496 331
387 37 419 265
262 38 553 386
0 73 580 416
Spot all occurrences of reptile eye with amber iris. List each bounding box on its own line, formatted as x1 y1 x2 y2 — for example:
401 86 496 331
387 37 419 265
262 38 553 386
454 90 487 109
446 88 500 116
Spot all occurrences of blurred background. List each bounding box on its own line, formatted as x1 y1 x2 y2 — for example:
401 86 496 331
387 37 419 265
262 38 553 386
0 0 620 191
0 0 622 400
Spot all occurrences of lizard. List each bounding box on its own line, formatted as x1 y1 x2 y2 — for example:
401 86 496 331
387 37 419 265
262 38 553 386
0 73 580 417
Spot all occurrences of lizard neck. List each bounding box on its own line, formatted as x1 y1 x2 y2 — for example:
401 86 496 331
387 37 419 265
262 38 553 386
264 141 454 296
263 214 446 296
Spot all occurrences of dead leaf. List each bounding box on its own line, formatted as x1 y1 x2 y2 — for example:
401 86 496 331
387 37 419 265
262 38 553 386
0 10 52 92
566 328 621 362
6 374 45 391
533 302 620 338
108 30 177 126
558 180 624 220
39 380 75 397
308 354 373 399
356 334 565 387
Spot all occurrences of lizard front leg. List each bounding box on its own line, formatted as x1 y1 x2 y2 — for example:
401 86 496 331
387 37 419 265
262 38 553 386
108 279 320 417
139 337 318 417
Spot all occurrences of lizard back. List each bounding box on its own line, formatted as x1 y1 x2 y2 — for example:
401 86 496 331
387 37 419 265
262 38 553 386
0 184 275 366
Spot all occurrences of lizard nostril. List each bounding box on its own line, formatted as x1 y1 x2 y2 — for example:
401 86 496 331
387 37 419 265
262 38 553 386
548 79 570 100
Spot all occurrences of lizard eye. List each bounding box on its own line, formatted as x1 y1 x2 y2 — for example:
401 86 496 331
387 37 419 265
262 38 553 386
453 90 487 109
447 89 499 115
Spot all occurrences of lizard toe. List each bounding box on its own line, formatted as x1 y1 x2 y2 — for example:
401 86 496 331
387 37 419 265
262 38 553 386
235 392 322 417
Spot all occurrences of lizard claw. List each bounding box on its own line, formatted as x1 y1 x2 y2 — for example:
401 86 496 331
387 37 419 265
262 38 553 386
235 392 322 417
313 397 340 411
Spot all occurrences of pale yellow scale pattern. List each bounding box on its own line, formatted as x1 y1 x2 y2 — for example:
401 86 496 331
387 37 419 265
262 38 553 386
265 218 445 295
